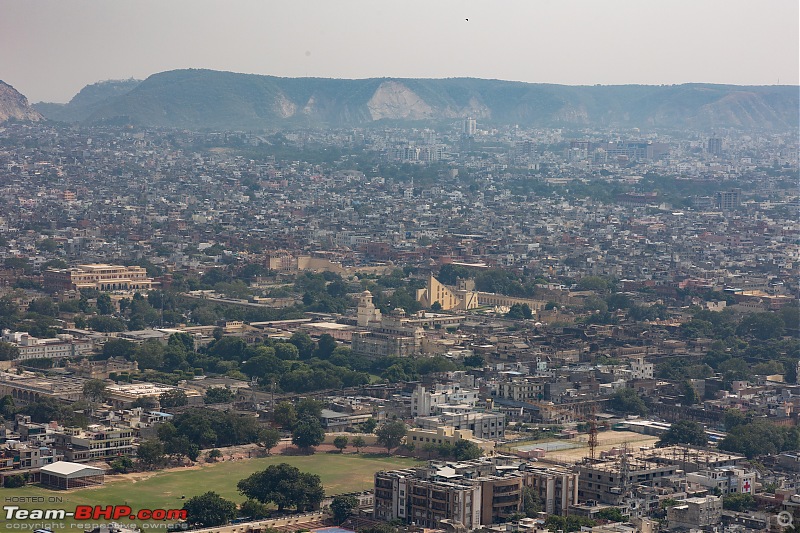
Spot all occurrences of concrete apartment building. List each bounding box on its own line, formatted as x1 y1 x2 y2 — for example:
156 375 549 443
666 495 722 529
406 426 495 455
575 457 678 506
416 410 505 440
525 465 580 517
43 263 153 292
411 383 480 417
52 425 135 462
374 457 578 530
374 468 483 530
0 440 62 470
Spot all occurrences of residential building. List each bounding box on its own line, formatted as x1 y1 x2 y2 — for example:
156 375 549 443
406 426 495 455
412 383 480 417
416 410 505 440
52 425 135 462
666 496 722 529
523 465 579 517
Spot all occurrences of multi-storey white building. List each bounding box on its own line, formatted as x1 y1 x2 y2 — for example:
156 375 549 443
2 330 93 361
630 356 654 380
686 467 756 495
411 383 480 417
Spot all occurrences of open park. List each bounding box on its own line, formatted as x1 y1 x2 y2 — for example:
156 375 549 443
4 453 420 529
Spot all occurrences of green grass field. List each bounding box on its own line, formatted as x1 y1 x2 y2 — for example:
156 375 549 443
3 453 419 530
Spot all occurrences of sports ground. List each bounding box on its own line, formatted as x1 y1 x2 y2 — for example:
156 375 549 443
4 453 419 529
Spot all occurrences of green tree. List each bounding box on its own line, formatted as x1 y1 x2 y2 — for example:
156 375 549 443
577 276 609 292
109 456 134 474
723 493 756 512
608 387 647 416
682 380 699 405
169 332 195 352
159 389 188 408
204 387 235 404
82 379 107 404
290 332 315 359
545 515 595 532
0 395 15 418
259 427 281 454
0 342 20 361
362 418 378 433
183 492 236 527
273 401 297 429
238 499 270 519
376 420 407 454
657 420 707 447
296 398 324 420
736 312 784 340
724 409 749 431
291 417 325 451
238 463 325 512
28 298 59 317
333 435 349 453
3 474 27 488
315 334 337 359
522 486 543 517
719 418 798 458
453 440 483 460
96 293 114 315
207 449 222 462
102 338 137 360
596 508 628 522
330 494 358 524
88 315 126 332
506 303 533 320
274 342 300 360
463 354 485 367
352 435 366 453
137 439 166 468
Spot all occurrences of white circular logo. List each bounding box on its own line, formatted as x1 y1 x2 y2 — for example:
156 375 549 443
777 511 794 528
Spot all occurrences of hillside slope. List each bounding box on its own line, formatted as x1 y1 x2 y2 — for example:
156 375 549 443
39 70 800 130
0 81 43 123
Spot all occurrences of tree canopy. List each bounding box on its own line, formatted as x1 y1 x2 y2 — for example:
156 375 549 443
376 420 407 453
183 492 236 527
238 463 324 512
656 420 708 447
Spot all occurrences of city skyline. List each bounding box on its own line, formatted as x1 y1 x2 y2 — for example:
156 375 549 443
2 0 798 103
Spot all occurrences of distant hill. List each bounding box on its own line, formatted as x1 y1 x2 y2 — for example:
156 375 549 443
35 69 800 130
0 81 43 123
35 78 141 122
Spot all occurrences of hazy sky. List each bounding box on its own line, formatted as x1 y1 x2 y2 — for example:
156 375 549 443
2 0 798 103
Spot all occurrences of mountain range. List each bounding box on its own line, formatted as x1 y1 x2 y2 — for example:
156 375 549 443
21 69 800 130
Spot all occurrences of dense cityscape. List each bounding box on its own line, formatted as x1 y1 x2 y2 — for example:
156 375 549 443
0 108 796 533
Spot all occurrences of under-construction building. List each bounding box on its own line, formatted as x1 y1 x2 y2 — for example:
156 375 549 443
374 457 578 530
576 445 745 507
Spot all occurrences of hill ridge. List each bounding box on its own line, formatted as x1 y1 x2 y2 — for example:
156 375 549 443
34 69 800 130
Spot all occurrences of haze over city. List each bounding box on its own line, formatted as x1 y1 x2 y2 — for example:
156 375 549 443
0 2 799 533
2 0 799 103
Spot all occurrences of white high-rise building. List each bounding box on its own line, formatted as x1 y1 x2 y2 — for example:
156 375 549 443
463 117 477 136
